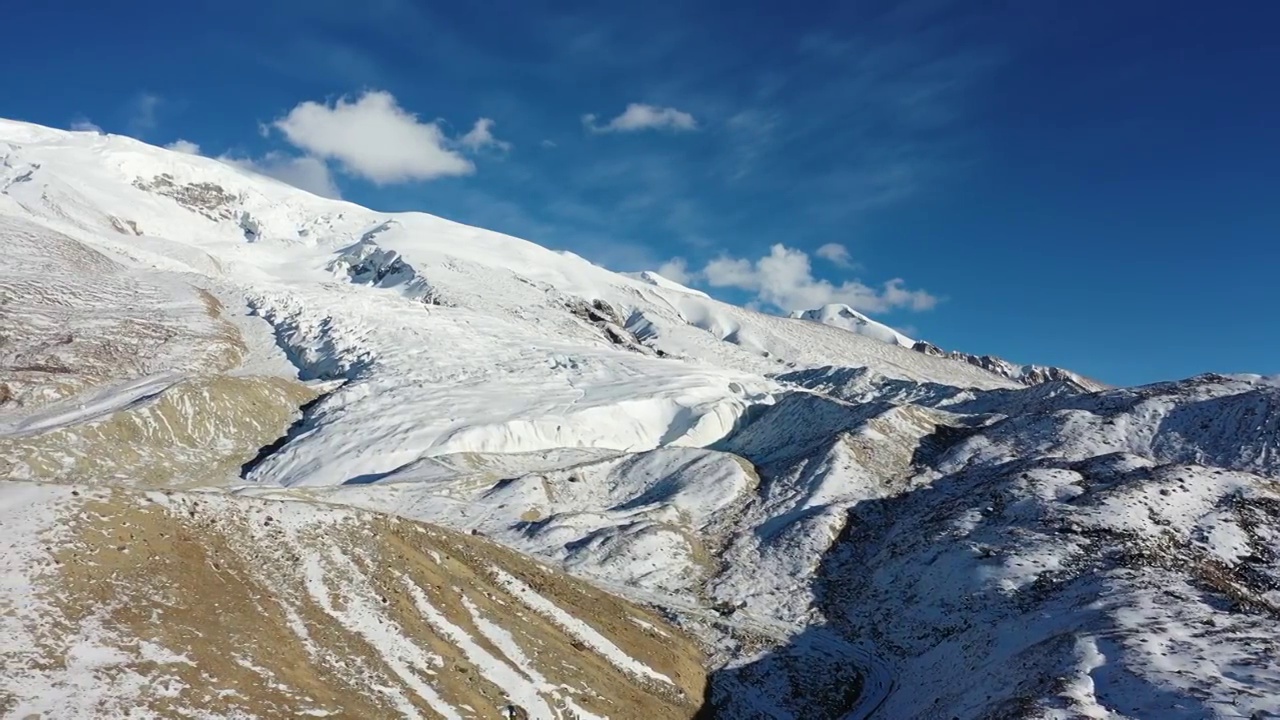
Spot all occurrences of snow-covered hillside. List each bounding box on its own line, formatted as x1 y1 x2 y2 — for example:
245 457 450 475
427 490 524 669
2 118 1278 718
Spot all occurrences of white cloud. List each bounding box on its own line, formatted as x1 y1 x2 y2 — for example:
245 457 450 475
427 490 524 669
540 139 557 148
165 139 202 155
128 93 162 135
219 152 342 200
656 258 693 285
700 244 938 314
459 118 511 152
702 256 756 288
879 278 938 311
815 242 853 267
583 103 698 133
272 90 474 183
70 118 103 133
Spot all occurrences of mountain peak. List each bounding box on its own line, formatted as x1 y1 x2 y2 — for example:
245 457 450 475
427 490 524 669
789 303 916 347
624 269 710 298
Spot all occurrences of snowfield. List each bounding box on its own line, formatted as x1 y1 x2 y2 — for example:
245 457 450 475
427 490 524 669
2 117 1279 718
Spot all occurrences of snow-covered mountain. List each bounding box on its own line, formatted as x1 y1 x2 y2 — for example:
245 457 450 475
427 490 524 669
789 303 916 347
2 118 1278 718
791 303 1104 391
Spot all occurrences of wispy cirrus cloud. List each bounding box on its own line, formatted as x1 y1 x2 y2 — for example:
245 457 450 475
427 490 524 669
127 92 163 136
202 1 1001 301
583 103 698 133
70 117 103 133
459 118 512 152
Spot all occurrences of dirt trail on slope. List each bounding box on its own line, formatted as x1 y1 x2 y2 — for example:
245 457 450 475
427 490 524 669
3 483 707 719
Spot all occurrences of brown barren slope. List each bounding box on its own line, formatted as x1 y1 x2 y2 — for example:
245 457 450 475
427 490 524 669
1 482 707 719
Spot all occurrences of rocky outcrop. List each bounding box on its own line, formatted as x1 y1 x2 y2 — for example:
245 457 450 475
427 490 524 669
566 297 658 355
329 223 450 306
912 340 1103 390
133 173 242 222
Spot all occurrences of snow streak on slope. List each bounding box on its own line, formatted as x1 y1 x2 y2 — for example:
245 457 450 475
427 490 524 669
268 446 760 599
0 482 705 718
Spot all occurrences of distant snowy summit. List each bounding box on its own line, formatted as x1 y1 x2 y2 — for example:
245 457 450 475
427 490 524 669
788 304 915 347
790 302 1104 390
622 269 711 298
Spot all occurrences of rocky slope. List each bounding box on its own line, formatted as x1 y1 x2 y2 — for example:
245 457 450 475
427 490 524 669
1 483 705 719
701 369 1280 717
911 339 1105 391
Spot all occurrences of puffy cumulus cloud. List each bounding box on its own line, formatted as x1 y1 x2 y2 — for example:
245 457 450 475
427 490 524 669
879 278 938 311
218 152 342 200
272 90 474 183
583 103 698 133
656 257 693 285
459 118 511 152
165 139 202 155
701 256 757 288
700 244 938 314
815 242 853 267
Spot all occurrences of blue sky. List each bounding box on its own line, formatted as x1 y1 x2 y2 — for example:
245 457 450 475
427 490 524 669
3 0 1277 385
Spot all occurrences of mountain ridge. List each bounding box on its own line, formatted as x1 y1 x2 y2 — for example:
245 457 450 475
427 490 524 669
788 302 1105 391
2 117 1277 718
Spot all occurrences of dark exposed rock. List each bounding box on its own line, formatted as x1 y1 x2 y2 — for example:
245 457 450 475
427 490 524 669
565 297 655 355
328 226 450 306
133 174 241 222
